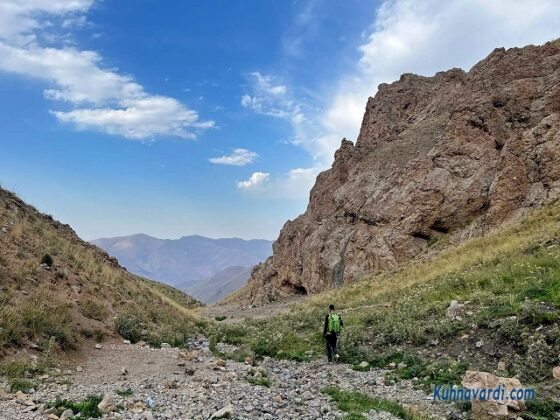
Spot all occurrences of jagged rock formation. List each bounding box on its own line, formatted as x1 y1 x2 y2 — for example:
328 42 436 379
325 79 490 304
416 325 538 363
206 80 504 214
247 41 560 304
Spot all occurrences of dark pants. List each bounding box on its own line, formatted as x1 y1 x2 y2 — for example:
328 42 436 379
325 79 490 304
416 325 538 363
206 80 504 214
325 332 338 362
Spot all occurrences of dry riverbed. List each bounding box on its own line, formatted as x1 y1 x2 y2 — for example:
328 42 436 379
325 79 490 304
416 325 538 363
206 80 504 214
0 340 463 419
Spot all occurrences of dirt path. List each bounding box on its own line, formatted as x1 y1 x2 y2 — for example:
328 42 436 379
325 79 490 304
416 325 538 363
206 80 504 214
0 340 462 420
199 296 305 324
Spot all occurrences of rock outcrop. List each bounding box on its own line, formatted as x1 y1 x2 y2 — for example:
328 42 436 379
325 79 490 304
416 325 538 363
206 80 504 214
247 41 560 304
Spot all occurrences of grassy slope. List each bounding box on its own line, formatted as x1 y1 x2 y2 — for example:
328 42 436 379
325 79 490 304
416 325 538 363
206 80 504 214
209 203 560 413
0 188 201 357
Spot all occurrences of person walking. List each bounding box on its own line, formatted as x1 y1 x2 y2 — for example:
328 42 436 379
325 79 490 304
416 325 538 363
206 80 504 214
324 304 343 362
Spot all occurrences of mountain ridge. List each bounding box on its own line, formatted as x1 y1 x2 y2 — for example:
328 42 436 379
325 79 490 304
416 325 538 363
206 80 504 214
92 234 272 301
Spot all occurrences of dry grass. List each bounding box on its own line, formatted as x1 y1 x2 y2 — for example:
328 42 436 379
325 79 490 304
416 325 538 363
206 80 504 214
0 187 201 356
209 202 560 406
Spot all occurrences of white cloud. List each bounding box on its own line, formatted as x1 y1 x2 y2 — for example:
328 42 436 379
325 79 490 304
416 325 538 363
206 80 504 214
209 148 258 166
0 0 213 140
311 0 560 163
237 172 270 190
246 0 560 200
240 72 304 125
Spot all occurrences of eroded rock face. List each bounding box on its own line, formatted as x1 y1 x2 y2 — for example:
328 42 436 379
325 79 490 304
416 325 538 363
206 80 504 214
247 42 560 304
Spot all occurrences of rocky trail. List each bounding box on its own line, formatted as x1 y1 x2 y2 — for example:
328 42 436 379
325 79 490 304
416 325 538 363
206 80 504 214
0 337 463 420
200 297 304 324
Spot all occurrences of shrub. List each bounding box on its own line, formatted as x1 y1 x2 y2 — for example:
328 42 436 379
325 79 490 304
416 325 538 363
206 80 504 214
48 395 103 418
80 299 108 321
114 312 143 343
9 378 35 393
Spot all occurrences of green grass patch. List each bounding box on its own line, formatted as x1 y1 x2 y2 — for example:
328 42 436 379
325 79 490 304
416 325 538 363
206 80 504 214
524 398 560 420
47 395 103 418
115 387 133 397
246 377 271 387
321 387 426 420
8 378 35 393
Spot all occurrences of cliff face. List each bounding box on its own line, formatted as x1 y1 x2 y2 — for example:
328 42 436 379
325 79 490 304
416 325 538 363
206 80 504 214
247 42 560 304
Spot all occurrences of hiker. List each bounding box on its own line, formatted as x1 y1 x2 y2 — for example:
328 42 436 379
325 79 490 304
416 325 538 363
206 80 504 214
324 304 343 362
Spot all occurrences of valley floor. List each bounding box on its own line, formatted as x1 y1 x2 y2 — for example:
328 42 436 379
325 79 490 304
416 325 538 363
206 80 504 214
0 340 462 419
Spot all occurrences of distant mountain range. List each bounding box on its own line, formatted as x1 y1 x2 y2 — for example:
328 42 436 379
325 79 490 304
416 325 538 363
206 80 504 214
91 234 272 303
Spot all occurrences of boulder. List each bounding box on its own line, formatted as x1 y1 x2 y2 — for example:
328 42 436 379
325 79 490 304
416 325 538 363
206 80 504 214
97 394 116 413
462 370 525 419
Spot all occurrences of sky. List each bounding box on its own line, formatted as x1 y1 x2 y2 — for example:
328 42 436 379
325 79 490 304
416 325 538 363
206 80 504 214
0 1 559 241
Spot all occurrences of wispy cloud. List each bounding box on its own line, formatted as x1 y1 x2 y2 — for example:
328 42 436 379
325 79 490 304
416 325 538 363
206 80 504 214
241 0 560 200
0 0 213 140
240 72 304 125
312 0 560 163
237 172 270 190
209 148 258 166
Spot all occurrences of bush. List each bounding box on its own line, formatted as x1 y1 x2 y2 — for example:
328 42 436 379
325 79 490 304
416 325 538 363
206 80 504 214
48 395 103 418
114 312 143 343
9 378 35 393
80 299 108 321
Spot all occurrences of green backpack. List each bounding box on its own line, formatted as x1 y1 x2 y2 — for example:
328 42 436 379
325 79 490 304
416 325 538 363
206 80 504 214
328 313 342 333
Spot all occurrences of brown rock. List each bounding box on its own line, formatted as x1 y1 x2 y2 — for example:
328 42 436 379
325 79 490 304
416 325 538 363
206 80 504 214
553 366 560 380
245 42 560 304
462 370 525 419
97 394 115 413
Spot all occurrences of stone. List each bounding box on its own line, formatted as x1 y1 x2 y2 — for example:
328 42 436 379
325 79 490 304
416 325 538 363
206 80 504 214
94 343 102 350
553 366 560 380
244 356 254 366
123 339 131 345
97 394 115 413
497 361 506 372
397 362 408 369
161 342 171 348
446 300 466 319
15 391 27 401
47 415 59 420
60 408 74 420
210 403 234 419
476 340 484 348
132 401 146 413
242 42 560 304
76 366 83 372
358 361 369 369
121 367 128 376
462 370 526 419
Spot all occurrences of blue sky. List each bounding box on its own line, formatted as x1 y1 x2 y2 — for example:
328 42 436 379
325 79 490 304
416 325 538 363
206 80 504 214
1 1 559 240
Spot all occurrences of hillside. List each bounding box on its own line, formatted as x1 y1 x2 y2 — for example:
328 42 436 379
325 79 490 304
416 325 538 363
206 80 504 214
0 187 201 358
92 234 271 291
185 266 252 303
245 41 560 304
209 202 560 418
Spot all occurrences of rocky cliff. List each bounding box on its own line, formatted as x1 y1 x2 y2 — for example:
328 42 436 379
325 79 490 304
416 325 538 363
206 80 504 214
247 41 560 304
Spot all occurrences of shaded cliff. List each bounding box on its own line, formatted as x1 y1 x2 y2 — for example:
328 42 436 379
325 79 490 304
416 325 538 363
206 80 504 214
246 41 560 304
